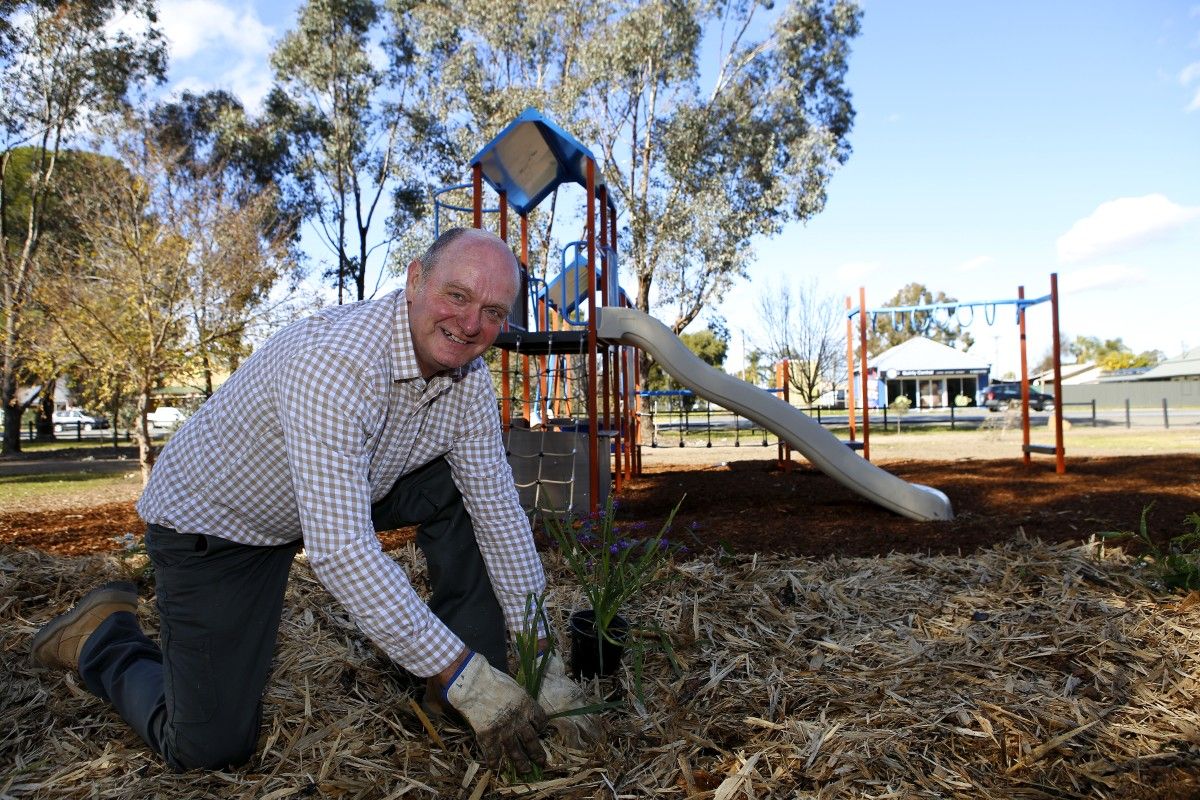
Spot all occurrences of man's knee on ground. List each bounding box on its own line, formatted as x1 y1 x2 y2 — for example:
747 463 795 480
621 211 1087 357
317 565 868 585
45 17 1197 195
167 731 257 772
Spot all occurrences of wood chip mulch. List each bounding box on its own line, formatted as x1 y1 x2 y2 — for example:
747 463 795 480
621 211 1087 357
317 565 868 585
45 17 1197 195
4 533 1200 799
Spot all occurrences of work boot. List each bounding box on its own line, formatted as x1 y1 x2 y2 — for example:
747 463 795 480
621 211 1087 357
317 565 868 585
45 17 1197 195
31 581 138 672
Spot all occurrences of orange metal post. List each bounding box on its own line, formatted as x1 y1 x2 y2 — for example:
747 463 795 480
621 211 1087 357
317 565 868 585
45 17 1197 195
633 347 643 476
472 163 483 229
781 360 792 471
845 296 857 442
858 288 871 461
622 344 633 482
1050 273 1065 474
598 186 612 481
519 213 531 424
1019 285 1031 464
585 159 599 513
499 192 511 431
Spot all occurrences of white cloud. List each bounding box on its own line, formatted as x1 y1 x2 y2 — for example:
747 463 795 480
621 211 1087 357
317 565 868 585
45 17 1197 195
957 255 994 273
160 0 273 61
153 0 278 110
1181 61 1200 111
1056 194 1200 263
1058 264 1146 294
834 260 882 286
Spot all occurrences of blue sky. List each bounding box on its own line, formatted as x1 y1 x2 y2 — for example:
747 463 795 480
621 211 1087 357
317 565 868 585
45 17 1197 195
155 0 1200 377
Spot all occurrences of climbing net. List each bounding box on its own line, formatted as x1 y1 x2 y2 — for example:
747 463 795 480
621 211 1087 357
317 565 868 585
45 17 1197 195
491 332 598 516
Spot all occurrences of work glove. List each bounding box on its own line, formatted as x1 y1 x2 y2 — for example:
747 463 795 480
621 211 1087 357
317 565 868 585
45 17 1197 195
443 652 547 772
536 653 604 749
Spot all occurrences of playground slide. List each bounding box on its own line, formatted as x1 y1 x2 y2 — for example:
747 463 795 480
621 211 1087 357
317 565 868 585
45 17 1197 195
597 307 954 522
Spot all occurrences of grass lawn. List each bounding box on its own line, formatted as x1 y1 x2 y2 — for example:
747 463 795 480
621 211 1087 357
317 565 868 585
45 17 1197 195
17 437 133 454
0 471 133 505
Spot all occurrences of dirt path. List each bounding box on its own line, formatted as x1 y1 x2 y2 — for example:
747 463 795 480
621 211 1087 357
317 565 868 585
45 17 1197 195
3 427 1196 558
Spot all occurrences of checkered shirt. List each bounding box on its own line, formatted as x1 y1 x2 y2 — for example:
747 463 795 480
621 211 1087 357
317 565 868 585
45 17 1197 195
137 289 546 677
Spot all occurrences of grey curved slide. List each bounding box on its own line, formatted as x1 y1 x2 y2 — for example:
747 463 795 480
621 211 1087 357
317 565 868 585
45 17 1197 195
597 307 954 521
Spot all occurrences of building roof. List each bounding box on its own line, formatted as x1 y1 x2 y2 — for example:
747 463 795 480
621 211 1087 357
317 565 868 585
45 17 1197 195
870 336 991 376
1032 362 1104 385
1134 348 1200 380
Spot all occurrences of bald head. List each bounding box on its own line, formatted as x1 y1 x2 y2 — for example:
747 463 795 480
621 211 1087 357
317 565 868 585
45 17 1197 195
416 227 520 293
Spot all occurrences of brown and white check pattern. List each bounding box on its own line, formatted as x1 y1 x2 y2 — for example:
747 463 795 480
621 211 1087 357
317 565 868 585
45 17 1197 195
138 290 545 677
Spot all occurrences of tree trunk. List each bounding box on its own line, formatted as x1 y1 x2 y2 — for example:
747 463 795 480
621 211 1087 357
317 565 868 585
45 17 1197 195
1 367 21 454
135 391 157 485
37 384 56 441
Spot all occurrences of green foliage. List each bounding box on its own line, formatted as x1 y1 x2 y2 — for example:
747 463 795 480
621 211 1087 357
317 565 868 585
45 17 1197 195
266 0 438 304
399 0 862 334
1099 505 1200 592
112 532 154 583
2 0 166 454
1069 335 1162 371
645 327 728 395
865 283 976 354
544 494 686 702
513 592 552 700
543 495 684 647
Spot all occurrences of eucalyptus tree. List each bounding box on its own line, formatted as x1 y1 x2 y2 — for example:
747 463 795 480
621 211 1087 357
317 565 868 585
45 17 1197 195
392 0 601 278
0 0 165 453
267 0 442 304
150 90 305 394
864 283 976 354
591 0 859 335
398 0 860 337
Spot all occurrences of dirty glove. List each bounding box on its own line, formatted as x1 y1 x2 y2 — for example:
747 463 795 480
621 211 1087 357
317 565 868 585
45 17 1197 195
536 653 604 749
444 652 547 772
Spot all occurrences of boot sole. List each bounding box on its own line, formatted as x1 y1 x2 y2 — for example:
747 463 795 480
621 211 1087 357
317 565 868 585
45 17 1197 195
31 581 138 666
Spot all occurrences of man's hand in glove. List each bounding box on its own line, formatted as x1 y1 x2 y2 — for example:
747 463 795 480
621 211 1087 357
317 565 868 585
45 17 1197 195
441 651 547 772
536 653 603 749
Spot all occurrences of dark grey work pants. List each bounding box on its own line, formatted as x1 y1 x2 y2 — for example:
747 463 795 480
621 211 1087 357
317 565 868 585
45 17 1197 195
77 457 506 771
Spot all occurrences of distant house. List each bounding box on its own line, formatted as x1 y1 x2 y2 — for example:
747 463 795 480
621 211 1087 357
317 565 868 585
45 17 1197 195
1132 348 1200 381
1032 362 1104 386
866 337 992 410
1041 349 1200 410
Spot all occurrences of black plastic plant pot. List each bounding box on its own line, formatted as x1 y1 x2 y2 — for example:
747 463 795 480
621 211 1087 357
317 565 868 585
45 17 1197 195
568 609 628 679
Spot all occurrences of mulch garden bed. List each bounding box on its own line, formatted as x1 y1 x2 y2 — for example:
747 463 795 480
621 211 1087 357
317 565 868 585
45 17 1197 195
3 455 1200 798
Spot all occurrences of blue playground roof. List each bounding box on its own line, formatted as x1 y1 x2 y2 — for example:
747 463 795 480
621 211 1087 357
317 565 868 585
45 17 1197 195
470 108 615 216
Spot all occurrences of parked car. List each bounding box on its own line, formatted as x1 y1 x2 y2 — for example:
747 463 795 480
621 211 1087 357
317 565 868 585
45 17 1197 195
52 408 110 432
147 406 187 428
981 383 1054 412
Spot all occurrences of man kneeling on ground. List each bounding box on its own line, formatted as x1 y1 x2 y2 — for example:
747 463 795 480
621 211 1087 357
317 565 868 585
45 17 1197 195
32 227 599 773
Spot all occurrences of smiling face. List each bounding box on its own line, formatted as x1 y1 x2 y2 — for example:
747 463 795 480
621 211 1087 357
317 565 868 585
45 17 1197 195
405 229 519 379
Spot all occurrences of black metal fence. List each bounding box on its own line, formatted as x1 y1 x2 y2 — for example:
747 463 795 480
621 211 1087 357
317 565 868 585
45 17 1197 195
638 390 1197 448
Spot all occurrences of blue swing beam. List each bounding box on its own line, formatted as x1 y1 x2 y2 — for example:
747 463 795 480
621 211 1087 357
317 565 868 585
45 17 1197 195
844 278 1065 473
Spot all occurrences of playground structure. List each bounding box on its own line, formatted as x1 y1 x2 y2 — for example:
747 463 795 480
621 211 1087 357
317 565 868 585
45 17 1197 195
438 108 953 521
842 281 1066 474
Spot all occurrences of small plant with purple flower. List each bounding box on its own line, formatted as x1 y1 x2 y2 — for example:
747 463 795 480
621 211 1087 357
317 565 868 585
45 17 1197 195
543 494 686 662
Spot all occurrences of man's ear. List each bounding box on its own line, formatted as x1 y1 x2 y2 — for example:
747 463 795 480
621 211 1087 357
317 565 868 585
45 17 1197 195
405 259 422 293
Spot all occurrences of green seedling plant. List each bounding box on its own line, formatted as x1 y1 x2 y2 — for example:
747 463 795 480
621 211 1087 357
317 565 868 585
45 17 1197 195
112 532 153 583
508 592 620 783
1099 504 1200 592
543 495 687 701
543 495 685 651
